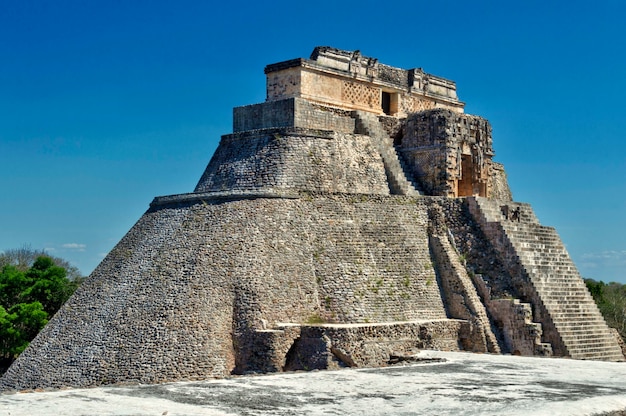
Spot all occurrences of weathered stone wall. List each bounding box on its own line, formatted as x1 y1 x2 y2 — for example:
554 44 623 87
194 128 390 195
399 109 500 198
266 65 302 102
284 320 467 371
306 195 446 323
233 98 355 133
400 147 448 196
378 115 403 140
0 194 450 390
4 191 622 390
489 299 547 356
490 162 513 201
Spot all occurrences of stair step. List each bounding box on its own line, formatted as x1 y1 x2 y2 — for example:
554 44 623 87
468 196 623 361
354 111 421 196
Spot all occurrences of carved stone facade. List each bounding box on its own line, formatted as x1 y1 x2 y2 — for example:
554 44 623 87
1 47 622 391
399 109 505 199
265 46 463 117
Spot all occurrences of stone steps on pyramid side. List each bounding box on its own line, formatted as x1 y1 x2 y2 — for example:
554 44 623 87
554 320 614 330
506 228 559 237
542 300 603 308
560 336 618 347
563 341 621 352
517 258 573 266
533 289 594 298
540 301 602 311
470 197 540 224
519 261 576 268
467 196 623 361
532 285 591 293
554 317 624 361
567 347 625 361
546 313 606 322
570 348 624 358
558 329 618 339
552 322 609 332
539 287 597 295
541 300 598 307
565 341 623 351
353 111 421 197
533 275 588 282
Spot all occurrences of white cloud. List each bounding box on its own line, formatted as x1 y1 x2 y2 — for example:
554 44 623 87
582 250 626 261
580 250 626 274
62 243 87 252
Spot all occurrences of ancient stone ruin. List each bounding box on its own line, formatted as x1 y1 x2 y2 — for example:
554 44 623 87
1 46 623 390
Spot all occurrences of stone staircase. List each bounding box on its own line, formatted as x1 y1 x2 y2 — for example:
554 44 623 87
467 196 624 361
353 111 421 196
428 232 501 353
489 298 552 356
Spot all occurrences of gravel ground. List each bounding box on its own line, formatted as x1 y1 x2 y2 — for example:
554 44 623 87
2 350 626 416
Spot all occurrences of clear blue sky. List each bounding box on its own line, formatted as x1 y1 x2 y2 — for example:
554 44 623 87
1 1 625 283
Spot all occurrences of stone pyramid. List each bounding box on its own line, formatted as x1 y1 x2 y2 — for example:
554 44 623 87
1 47 622 390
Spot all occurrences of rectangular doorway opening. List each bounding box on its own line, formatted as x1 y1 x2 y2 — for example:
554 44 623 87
382 92 391 115
381 92 399 115
458 154 474 197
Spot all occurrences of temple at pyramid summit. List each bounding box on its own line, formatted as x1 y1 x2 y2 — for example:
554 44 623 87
1 46 623 390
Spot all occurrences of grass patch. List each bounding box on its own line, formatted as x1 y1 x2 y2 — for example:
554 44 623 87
305 313 326 324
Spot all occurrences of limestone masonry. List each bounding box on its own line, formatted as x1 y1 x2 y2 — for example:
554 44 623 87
1 47 623 390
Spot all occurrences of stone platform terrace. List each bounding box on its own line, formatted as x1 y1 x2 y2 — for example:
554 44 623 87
2 351 626 416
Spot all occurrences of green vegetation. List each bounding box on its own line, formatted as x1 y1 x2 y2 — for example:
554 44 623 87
0 248 82 373
585 278 626 342
0 246 82 281
402 275 411 288
305 313 326 324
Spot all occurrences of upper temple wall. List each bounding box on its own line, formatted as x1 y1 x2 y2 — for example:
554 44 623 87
264 47 465 117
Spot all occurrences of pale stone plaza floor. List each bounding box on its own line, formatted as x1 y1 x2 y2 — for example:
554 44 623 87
2 351 626 416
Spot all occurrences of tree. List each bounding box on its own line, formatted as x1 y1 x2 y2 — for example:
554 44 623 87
585 278 626 341
22 257 75 313
0 244 82 281
0 265 29 308
0 253 81 373
0 302 48 357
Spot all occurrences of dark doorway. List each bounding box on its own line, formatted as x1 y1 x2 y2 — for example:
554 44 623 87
393 131 403 146
458 154 474 197
382 92 391 115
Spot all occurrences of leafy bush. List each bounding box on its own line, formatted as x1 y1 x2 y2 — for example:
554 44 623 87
585 278 626 341
0 255 81 372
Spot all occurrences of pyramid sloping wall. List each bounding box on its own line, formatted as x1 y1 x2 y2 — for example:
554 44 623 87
1 192 454 390
194 128 390 195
